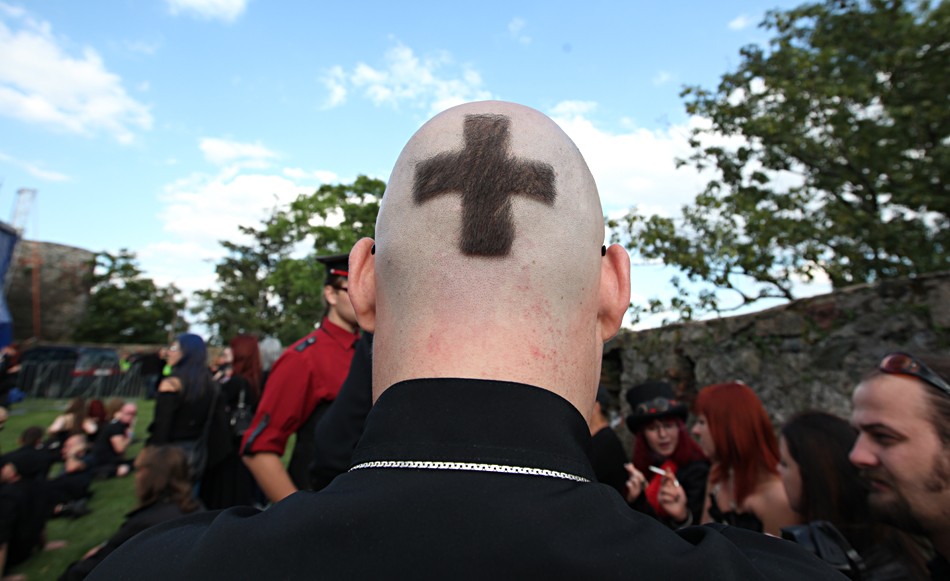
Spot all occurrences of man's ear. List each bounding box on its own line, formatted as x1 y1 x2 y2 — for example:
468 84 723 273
323 283 337 307
348 238 377 333
598 244 631 342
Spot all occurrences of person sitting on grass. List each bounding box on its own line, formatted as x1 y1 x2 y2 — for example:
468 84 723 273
59 445 203 580
89 404 136 478
5 426 56 480
48 434 94 519
0 451 65 578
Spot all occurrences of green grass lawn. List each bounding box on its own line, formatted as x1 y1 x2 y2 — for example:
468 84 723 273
1 398 153 580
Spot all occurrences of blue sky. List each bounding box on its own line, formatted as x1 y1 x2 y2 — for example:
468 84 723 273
0 0 828 330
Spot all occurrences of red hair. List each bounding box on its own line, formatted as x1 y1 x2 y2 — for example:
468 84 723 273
229 334 262 398
632 417 707 474
694 382 779 506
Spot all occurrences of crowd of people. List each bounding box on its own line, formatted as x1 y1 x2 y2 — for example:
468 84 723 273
1 100 947 579
599 374 945 579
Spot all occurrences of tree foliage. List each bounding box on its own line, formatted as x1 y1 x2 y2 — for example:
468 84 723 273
614 0 949 320
193 175 384 345
73 250 186 344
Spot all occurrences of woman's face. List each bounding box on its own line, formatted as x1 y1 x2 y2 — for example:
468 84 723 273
642 418 679 459
777 436 803 513
167 342 182 367
691 414 716 460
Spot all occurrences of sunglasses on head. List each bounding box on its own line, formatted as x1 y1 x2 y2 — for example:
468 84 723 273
879 352 950 398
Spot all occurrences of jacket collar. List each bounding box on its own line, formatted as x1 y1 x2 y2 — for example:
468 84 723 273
352 378 596 482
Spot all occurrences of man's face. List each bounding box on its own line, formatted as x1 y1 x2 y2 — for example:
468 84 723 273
849 375 950 535
327 282 359 329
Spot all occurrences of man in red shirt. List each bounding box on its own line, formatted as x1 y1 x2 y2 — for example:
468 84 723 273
242 254 361 502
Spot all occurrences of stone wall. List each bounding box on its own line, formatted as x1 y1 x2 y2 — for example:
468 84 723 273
6 240 95 342
602 271 950 438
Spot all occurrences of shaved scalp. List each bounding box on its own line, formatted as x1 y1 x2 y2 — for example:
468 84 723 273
413 114 556 257
368 100 624 414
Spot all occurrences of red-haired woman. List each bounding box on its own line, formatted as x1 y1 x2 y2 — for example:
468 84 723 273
200 334 261 509
622 381 709 529
692 382 799 536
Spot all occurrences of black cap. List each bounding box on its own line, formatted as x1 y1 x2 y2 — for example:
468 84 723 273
315 253 350 280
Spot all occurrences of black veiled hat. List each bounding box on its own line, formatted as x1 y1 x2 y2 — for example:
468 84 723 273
624 380 688 432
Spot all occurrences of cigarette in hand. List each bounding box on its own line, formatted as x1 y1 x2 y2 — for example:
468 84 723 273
649 466 681 487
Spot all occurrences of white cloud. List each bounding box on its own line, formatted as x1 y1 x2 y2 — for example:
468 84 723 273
0 5 152 143
199 137 278 166
508 17 531 45
124 40 160 56
321 66 347 108
0 150 70 182
141 161 336 297
652 71 672 86
283 167 338 183
165 0 247 22
322 42 493 116
550 103 712 218
728 14 752 30
550 100 597 117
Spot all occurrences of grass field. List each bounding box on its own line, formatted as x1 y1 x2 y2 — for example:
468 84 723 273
1 398 153 580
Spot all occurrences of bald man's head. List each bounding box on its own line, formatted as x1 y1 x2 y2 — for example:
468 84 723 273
348 101 630 414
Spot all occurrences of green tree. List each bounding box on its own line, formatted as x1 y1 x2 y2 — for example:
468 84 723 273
613 0 948 320
193 175 384 345
74 250 186 343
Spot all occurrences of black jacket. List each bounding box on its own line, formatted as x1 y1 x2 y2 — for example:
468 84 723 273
61 499 201 580
89 379 844 580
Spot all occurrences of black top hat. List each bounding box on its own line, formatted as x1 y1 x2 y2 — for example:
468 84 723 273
315 253 350 280
624 380 688 432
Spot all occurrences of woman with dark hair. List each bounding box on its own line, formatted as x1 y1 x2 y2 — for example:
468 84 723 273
622 381 709 529
201 334 261 509
779 411 928 580
692 382 799 536
147 334 221 481
59 446 203 580
47 397 98 449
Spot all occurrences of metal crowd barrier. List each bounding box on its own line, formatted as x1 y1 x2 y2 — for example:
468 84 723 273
18 361 151 399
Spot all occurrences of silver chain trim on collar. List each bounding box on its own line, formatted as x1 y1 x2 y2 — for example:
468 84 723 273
349 460 590 483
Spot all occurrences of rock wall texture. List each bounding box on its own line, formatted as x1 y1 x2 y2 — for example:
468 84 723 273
602 271 950 441
6 240 95 342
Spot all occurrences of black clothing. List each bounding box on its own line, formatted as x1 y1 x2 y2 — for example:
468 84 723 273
632 460 709 529
60 498 202 580
46 470 93 511
89 420 129 475
200 375 258 509
0 478 48 574
588 425 627 495
310 332 373 491
90 378 843 580
148 375 231 476
137 353 165 377
2 445 53 480
708 488 765 533
929 553 949 581
148 385 215 444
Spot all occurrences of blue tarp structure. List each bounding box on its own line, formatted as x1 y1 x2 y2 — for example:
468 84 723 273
0 222 20 348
